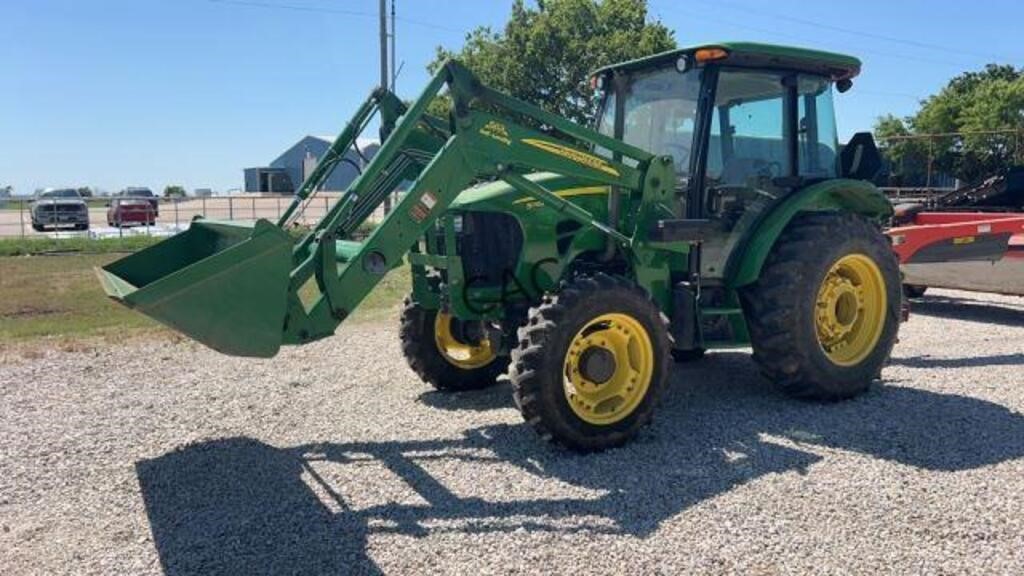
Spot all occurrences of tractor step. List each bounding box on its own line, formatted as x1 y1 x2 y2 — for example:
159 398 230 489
649 219 719 242
699 306 743 316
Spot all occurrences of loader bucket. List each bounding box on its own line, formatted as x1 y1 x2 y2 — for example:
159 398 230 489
96 219 294 357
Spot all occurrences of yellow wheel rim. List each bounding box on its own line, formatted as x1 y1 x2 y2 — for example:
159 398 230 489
563 313 654 426
434 312 497 370
814 253 887 367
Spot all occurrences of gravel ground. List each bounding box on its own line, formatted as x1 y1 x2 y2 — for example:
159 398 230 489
2 288 1023 575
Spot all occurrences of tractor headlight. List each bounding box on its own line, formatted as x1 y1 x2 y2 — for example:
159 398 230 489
451 214 464 234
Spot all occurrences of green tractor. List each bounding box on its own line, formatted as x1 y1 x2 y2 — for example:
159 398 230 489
98 43 901 451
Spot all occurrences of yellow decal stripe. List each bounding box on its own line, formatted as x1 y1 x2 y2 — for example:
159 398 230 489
513 186 610 205
521 138 621 177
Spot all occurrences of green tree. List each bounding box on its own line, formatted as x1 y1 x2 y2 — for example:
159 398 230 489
163 185 187 198
76 186 93 198
875 64 1024 185
429 0 675 125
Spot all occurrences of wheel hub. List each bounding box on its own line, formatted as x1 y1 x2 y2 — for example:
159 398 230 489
814 254 887 367
816 275 863 342
578 346 616 384
434 312 496 369
563 314 654 425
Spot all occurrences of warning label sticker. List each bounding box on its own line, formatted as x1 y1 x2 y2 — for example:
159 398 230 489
409 191 438 223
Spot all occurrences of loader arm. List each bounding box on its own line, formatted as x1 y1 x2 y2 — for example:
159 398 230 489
98 60 676 357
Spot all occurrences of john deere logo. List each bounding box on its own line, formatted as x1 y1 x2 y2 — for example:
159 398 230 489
521 138 620 177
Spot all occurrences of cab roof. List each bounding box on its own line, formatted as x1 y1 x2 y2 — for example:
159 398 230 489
592 42 861 81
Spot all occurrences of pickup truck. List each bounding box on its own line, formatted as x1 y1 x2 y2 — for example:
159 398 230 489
31 188 90 231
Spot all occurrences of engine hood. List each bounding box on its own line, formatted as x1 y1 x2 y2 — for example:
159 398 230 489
449 172 610 213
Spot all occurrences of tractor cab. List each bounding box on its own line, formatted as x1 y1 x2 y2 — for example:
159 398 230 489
590 42 864 279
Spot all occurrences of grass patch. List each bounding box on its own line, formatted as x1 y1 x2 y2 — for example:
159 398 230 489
0 254 159 341
350 264 409 321
0 253 410 345
0 235 162 257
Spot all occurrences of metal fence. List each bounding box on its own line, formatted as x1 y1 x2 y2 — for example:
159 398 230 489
879 186 958 204
0 193 381 239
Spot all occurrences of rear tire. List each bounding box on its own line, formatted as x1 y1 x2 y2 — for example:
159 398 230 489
400 298 507 392
508 273 671 452
742 212 901 400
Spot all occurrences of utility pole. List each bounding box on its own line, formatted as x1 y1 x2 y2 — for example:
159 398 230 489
390 0 396 90
379 0 388 90
379 0 391 213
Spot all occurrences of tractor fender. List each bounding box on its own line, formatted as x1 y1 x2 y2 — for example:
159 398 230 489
726 178 892 288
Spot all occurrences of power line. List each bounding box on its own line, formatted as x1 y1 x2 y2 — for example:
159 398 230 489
208 0 371 18
854 89 925 100
689 0 1023 63
647 4 935 103
205 0 463 33
662 5 962 71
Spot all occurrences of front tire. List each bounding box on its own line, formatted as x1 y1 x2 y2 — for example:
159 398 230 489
743 212 901 400
509 273 671 452
400 298 507 391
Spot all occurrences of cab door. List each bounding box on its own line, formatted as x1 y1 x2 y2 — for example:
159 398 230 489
697 69 840 281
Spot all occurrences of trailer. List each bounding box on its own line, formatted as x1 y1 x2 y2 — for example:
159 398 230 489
888 211 1024 297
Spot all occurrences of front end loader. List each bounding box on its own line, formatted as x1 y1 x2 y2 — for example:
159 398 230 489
99 42 901 451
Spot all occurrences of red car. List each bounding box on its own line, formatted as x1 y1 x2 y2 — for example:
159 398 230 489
107 196 157 227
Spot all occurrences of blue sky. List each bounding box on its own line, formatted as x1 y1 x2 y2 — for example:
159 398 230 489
2 0 1022 195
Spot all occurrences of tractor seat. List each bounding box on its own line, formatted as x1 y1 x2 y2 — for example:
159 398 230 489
839 132 882 181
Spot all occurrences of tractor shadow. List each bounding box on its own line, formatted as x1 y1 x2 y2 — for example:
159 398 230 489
136 352 1024 575
910 293 1024 327
415 375 515 412
890 352 1024 369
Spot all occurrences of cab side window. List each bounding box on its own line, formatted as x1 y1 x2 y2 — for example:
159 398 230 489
798 75 839 179
710 70 789 192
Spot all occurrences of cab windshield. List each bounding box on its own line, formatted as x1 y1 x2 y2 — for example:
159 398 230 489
596 67 703 178
40 189 80 199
